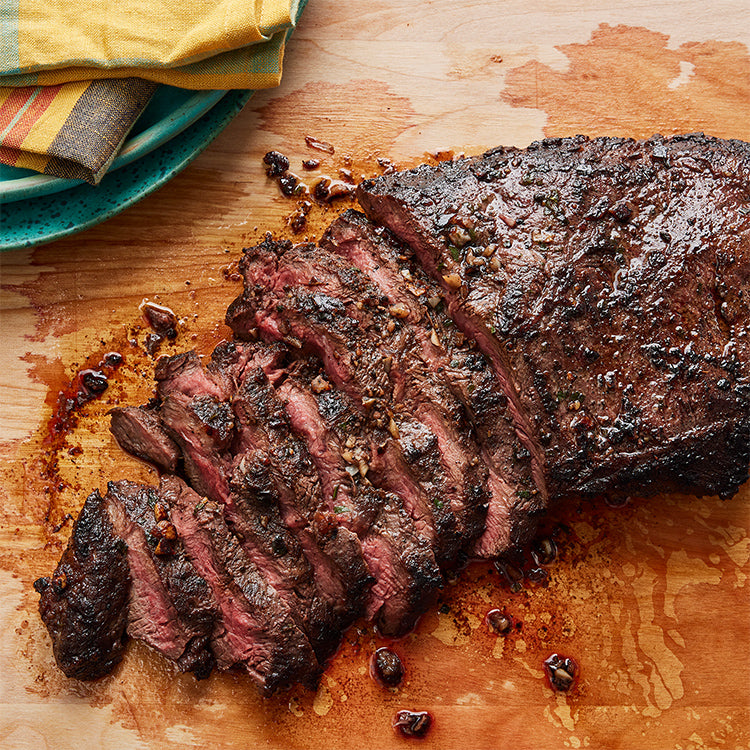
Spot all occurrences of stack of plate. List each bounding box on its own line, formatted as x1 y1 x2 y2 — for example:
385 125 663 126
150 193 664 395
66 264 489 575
0 86 253 251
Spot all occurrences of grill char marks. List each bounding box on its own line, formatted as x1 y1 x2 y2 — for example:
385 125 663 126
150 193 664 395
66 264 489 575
105 479 217 679
165 475 321 693
151 342 371 663
226 238 488 568
322 209 544 555
357 133 750 502
229 352 372 658
34 490 130 680
277 358 443 636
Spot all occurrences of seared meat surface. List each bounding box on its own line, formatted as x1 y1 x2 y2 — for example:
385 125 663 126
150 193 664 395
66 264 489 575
358 134 750 502
41 133 750 691
35 490 130 680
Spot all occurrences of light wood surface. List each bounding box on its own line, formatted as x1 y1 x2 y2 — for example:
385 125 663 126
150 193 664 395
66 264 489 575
2 1 750 748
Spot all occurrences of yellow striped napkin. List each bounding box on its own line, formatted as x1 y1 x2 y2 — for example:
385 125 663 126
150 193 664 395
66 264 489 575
0 0 304 184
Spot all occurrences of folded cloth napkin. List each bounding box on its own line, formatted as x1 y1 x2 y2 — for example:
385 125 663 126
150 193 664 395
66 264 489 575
0 0 304 184
0 79 157 182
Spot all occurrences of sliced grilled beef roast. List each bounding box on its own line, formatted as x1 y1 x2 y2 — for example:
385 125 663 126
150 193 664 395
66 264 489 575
225 237 488 569
357 133 750 502
228 351 372 656
165 474 321 692
124 342 371 663
39 133 750 692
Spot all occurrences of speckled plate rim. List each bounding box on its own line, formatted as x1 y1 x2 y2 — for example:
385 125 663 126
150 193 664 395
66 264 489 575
0 89 252 252
1 88 228 204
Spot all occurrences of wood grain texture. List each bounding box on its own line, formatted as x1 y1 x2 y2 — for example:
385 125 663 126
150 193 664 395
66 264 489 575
1 1 750 748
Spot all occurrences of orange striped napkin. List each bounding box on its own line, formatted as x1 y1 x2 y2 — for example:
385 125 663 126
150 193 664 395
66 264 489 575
1 80 157 183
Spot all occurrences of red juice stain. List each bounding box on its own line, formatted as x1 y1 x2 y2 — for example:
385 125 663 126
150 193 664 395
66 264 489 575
41 351 125 520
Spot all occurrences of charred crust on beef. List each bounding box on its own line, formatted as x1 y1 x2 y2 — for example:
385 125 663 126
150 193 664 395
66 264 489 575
357 133 750 503
36 490 130 681
151 342 371 664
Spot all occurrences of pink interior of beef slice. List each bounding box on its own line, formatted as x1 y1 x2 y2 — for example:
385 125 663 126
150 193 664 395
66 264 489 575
357 133 750 503
226 237 494 570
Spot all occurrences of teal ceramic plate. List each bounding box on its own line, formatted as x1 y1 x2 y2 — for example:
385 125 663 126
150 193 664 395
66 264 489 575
0 86 228 203
1 89 252 251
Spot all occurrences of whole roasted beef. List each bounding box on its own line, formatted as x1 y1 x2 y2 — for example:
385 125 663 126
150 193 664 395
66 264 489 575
39 132 750 693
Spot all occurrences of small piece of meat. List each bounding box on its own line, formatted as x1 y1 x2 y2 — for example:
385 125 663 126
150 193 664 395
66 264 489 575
35 490 130 680
155 351 228 400
158 390 234 500
357 133 750 502
109 405 180 472
153 350 237 499
166 475 321 694
106 479 217 679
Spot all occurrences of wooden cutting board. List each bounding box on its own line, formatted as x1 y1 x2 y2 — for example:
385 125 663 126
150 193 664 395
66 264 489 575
2 1 749 747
